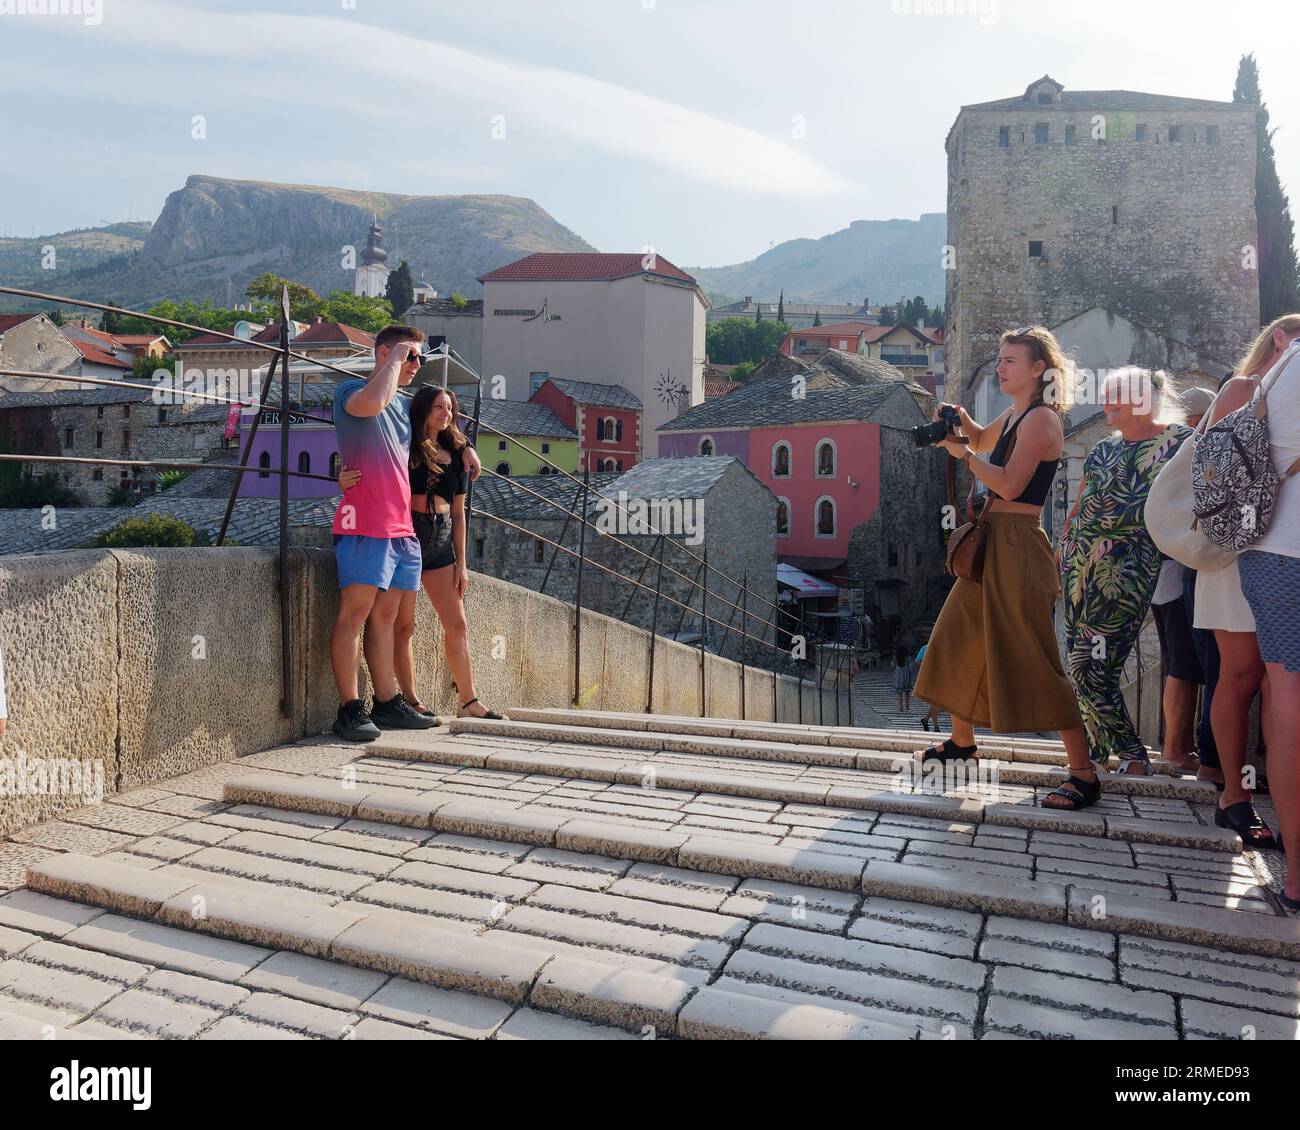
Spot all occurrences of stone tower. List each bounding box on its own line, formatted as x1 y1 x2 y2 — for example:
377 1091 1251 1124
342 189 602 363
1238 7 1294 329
354 217 390 299
944 75 1260 402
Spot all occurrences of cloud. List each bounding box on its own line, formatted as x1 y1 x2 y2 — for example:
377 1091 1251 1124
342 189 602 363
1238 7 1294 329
21 0 855 199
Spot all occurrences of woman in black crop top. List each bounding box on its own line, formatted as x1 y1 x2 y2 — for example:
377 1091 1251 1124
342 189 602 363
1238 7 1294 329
340 385 503 721
914 326 1099 811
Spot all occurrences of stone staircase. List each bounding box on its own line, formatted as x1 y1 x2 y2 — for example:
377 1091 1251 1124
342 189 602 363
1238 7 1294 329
1 710 1297 1040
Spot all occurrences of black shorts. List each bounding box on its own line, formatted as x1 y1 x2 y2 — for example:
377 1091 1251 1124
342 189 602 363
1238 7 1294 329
412 510 456 572
1152 597 1203 683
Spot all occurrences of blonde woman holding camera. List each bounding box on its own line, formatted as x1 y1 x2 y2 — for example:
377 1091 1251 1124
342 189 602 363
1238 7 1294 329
915 326 1094 810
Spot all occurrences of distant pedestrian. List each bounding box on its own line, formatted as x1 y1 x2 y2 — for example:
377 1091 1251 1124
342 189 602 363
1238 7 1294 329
914 641 941 731
892 644 913 713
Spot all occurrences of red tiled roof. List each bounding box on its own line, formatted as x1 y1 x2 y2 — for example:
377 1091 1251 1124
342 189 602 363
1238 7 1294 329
480 253 696 285
790 322 873 338
705 377 743 398
0 313 40 333
73 323 121 348
293 322 374 347
177 322 372 349
70 340 132 369
113 334 170 345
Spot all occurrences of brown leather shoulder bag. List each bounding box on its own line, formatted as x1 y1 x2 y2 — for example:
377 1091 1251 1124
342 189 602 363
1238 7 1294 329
945 453 990 583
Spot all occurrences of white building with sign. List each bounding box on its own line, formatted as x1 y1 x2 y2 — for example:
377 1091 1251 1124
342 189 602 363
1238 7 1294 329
478 252 707 455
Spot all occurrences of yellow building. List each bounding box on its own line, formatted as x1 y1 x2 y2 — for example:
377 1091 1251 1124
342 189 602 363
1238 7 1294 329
472 399 578 477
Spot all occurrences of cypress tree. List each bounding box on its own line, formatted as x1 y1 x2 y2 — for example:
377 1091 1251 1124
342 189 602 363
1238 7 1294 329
777 289 785 324
384 259 415 317
1235 54 1300 321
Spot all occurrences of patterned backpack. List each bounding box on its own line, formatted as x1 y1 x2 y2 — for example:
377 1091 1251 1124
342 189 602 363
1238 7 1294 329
1191 339 1300 551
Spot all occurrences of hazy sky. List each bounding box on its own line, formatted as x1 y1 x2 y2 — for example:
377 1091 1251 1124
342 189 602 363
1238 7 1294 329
1 0 1296 268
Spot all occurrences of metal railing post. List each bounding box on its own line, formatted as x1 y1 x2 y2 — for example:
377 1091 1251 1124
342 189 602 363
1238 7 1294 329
699 544 708 717
276 289 293 719
216 351 280 548
645 537 666 714
573 466 590 706
739 574 748 721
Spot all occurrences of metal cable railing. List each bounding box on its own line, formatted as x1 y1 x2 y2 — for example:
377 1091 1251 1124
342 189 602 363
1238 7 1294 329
0 284 856 726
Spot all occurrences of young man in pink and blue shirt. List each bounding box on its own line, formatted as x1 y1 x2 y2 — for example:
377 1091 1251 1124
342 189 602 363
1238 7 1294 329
329 324 480 740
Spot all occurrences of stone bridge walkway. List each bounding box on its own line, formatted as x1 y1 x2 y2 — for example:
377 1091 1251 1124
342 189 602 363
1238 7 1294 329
0 711 1296 1040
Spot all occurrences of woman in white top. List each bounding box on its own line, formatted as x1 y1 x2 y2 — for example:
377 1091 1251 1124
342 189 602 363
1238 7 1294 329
1237 323 1300 908
1196 315 1300 852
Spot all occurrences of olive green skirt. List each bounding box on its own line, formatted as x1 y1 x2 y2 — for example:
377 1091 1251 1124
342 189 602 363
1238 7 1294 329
915 513 1082 734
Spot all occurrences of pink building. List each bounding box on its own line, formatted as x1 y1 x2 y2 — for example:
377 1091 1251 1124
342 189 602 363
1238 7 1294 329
657 360 947 632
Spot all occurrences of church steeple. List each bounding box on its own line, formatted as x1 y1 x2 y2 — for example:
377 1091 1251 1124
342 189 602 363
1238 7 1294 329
354 216 391 298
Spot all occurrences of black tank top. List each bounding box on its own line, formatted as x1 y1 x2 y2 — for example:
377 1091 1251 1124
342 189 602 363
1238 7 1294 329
988 406 1058 506
409 444 465 508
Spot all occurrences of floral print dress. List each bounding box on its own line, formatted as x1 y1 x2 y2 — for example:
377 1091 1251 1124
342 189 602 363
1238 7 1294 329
1059 423 1191 763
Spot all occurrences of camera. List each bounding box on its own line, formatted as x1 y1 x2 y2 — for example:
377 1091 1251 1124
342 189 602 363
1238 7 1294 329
911 405 962 448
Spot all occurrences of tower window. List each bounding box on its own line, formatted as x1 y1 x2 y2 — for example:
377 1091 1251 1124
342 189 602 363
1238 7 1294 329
533 540 544 564
998 126 1010 148
1135 124 1147 142
475 538 484 559
258 451 271 479
1064 125 1076 146
1038 93 1052 105
1034 123 1048 144
1206 125 1218 145
1167 125 1182 143
1028 241 1044 258
1112 205 1119 225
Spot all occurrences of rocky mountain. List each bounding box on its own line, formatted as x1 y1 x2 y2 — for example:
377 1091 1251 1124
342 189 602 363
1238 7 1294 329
0 176 594 312
0 223 151 307
690 212 947 307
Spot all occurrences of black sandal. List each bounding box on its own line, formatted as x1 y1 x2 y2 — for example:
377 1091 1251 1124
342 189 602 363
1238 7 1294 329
1043 770 1102 811
1215 801 1278 851
921 739 978 764
457 697 505 721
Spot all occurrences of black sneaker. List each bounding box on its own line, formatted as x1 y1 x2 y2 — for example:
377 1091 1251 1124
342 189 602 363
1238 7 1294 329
370 692 441 730
333 698 380 743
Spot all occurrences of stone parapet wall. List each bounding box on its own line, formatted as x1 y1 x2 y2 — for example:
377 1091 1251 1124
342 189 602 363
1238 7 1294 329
0 549 848 833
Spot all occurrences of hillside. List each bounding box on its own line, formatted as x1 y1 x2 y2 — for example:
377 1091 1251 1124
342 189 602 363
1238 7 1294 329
0 176 594 312
690 213 947 306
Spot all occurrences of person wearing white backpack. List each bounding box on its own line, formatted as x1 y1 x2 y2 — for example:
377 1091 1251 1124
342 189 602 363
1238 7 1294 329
1236 324 1300 909
1193 317 1300 857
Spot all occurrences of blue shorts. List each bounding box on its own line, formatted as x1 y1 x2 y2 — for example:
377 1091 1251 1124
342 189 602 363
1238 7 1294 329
333 534 421 592
1239 550 1300 672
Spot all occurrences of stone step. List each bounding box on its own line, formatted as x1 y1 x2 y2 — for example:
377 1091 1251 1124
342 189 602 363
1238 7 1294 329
227 753 1240 858
505 708 1173 769
212 773 1296 960
443 718 1213 801
19 855 933 1040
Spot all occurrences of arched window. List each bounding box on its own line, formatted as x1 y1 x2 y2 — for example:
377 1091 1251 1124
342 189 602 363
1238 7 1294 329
496 462 511 477
699 435 715 457
329 452 341 478
298 451 311 476
601 417 617 442
772 441 791 478
601 458 617 472
258 451 271 480
816 496 836 537
776 498 790 537
816 439 836 477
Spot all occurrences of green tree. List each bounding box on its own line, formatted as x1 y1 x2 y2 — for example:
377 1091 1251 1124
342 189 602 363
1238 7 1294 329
316 291 393 334
93 513 211 547
777 290 785 324
812 310 821 327
48 309 65 326
901 295 929 327
730 360 756 381
755 301 762 323
385 259 414 316
1235 54 1300 321
705 317 791 365
450 291 468 309
245 274 321 321
878 304 898 326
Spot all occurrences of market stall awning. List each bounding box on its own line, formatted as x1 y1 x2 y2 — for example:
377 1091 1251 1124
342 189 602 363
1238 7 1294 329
777 563 841 598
